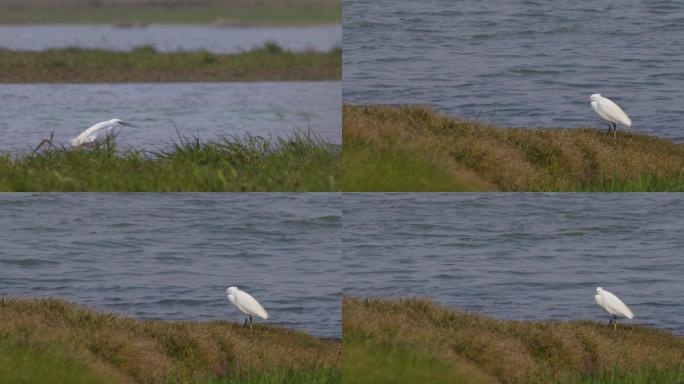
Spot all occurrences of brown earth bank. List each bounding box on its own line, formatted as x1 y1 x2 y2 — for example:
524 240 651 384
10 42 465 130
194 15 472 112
343 104 684 192
343 297 684 384
0 297 340 383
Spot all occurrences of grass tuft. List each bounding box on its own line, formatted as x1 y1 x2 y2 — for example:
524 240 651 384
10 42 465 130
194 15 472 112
343 104 684 191
0 132 340 191
0 297 340 384
343 297 684 384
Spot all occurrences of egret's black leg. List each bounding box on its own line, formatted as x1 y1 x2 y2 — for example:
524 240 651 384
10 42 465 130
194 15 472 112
243 316 248 326
249 315 253 331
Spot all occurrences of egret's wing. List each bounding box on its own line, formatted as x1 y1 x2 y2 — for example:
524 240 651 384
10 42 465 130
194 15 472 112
71 122 105 146
602 291 634 319
598 98 632 126
71 128 95 146
235 290 269 319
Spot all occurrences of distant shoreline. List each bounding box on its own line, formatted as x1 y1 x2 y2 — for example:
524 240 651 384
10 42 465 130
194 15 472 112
0 3 340 26
0 45 341 82
343 104 684 192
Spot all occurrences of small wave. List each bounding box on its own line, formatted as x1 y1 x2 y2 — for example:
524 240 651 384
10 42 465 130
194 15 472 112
1 258 58 267
280 215 340 226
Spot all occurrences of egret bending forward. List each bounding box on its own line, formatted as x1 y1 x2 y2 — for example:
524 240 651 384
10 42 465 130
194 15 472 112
594 287 634 330
71 119 135 147
226 286 269 330
589 94 632 136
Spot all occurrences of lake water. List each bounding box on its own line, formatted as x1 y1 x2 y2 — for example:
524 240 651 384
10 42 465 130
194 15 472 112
0 25 341 53
0 81 341 152
343 193 684 335
343 0 684 142
0 193 341 338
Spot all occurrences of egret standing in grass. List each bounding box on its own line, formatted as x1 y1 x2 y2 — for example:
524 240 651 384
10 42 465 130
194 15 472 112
594 287 634 330
70 119 136 147
589 94 632 137
226 286 269 330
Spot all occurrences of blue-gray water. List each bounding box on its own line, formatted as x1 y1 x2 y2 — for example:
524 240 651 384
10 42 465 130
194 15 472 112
343 0 684 142
0 82 341 152
0 194 341 338
0 25 341 53
343 193 684 335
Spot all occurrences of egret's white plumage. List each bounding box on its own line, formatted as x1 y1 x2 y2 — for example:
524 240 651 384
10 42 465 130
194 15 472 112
70 118 135 147
226 286 268 329
594 287 634 329
589 94 632 134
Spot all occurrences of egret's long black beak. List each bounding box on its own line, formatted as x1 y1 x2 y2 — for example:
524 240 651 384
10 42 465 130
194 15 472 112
120 121 136 127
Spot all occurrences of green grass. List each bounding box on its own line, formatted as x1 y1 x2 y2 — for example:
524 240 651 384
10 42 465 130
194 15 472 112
343 105 684 192
344 334 483 384
0 3 340 25
343 297 684 384
203 369 341 384
343 140 489 192
571 369 684 384
0 45 341 82
0 298 340 384
0 133 340 191
0 339 121 384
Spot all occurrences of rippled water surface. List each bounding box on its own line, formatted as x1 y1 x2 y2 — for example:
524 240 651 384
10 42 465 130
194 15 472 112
344 0 684 142
343 193 684 335
0 82 340 152
0 194 341 338
0 25 341 53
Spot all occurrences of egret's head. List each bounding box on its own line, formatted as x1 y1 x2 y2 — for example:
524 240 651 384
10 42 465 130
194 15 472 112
596 287 603 293
112 118 136 127
226 286 238 295
589 94 601 102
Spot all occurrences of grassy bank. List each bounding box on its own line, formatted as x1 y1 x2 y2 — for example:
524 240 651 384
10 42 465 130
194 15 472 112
0 298 340 384
0 45 341 82
343 105 684 191
0 133 339 191
0 1 340 25
343 297 684 384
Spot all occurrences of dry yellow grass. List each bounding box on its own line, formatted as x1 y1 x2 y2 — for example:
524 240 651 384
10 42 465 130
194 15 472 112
343 104 684 191
0 298 339 383
343 297 684 384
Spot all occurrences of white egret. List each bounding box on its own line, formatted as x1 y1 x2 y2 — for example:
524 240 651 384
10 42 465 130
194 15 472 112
226 286 269 330
589 94 632 136
70 119 135 147
594 287 634 330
